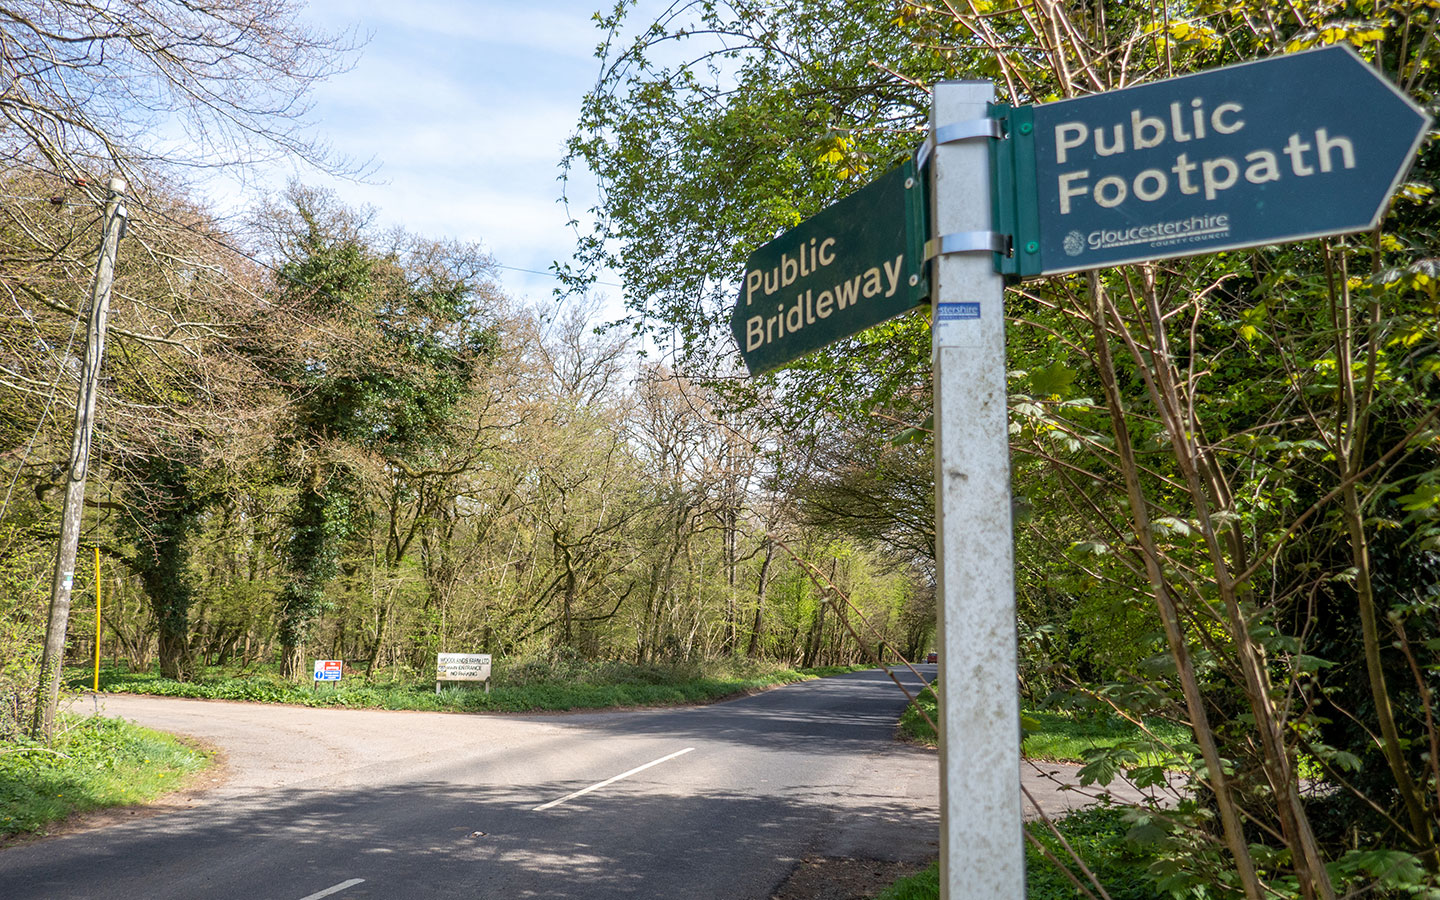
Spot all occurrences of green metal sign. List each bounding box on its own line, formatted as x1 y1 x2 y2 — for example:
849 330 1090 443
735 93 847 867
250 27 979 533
991 45 1431 278
732 160 929 376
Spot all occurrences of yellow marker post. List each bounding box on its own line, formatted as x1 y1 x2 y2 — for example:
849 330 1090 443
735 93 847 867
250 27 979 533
93 547 101 692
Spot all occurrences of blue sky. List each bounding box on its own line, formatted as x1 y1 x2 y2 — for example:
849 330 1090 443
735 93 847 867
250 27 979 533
286 0 618 308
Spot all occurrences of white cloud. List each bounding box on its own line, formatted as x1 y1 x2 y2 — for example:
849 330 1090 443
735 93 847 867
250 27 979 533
198 1 628 312
319 80 578 168
306 0 605 63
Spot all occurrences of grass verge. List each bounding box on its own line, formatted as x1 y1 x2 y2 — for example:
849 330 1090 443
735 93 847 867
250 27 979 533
0 715 208 839
69 658 870 714
898 683 1190 764
874 806 1166 900
886 684 1187 900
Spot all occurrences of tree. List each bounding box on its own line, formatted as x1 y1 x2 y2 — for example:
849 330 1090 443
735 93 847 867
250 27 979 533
1 0 359 739
119 454 208 681
1 164 283 728
0 0 357 187
256 185 501 680
564 0 945 571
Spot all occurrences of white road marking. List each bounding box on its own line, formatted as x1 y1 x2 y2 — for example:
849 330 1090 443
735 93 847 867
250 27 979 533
533 747 696 811
297 878 365 900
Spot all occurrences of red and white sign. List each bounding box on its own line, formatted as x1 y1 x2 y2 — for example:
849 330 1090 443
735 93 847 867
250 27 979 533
313 659 343 682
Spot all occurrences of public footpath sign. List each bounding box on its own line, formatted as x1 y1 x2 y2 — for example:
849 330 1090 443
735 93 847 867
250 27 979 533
732 159 929 375
993 45 1432 277
313 659 342 682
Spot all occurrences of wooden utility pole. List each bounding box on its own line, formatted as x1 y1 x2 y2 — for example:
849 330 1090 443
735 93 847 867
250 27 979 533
33 177 127 742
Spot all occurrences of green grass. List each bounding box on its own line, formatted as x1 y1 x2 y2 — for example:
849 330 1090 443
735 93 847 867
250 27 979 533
1025 805 1167 899
69 658 869 715
898 683 1190 766
874 807 1167 900
896 683 939 745
1022 709 1191 764
0 715 209 838
874 862 939 900
887 687 1186 900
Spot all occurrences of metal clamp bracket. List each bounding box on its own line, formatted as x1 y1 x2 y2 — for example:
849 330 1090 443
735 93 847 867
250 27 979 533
936 118 1005 145
925 231 1010 260
916 117 1005 169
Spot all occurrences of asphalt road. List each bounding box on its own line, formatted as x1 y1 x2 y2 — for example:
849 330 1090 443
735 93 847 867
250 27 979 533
1 668 948 900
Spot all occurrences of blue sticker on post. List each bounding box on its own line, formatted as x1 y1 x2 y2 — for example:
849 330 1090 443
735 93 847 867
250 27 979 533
936 302 981 321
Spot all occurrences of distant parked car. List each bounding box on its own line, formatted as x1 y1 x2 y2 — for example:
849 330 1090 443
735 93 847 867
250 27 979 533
925 652 938 664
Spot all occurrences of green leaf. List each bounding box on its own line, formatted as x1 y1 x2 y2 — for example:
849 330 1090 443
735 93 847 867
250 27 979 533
1028 361 1076 397
1151 517 1195 538
1128 764 1169 788
1291 654 1334 674
890 427 926 446
1398 484 1440 512
1328 849 1430 885
1125 819 1169 845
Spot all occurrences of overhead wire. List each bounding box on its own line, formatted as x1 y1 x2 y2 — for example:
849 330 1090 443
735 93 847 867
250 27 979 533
0 191 95 526
3 172 625 318
109 191 625 303
0 175 627 530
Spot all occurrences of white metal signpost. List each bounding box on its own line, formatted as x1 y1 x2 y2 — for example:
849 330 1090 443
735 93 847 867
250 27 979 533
732 46 1428 900
313 659 342 688
928 80 1023 896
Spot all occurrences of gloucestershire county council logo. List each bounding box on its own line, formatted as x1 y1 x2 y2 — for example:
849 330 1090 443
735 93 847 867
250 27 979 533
1063 231 1086 257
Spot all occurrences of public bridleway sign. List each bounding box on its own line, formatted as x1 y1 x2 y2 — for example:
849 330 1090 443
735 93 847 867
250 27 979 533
731 159 928 376
993 44 1432 278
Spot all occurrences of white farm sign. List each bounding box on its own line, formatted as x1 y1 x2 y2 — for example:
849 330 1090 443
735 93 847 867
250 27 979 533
436 653 491 692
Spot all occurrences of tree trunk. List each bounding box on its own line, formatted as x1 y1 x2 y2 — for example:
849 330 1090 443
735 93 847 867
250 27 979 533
279 640 304 682
366 591 394 678
1131 272 1331 900
802 597 826 669
1087 272 1265 900
1328 240 1437 867
746 542 774 657
156 628 190 681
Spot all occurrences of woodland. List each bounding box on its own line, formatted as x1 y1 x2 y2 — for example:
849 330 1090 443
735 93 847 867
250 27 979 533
2 0 1439 897
0 0 930 717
